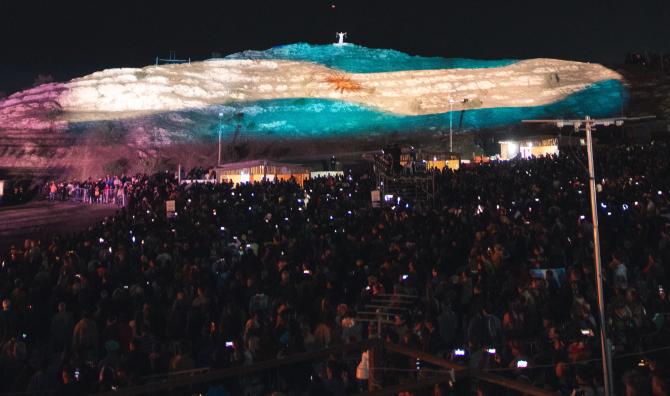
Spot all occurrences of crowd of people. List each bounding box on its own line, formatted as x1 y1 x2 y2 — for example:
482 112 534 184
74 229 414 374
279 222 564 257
44 175 134 206
0 142 669 395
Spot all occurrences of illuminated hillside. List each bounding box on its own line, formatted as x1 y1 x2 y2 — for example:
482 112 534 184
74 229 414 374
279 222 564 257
0 43 626 177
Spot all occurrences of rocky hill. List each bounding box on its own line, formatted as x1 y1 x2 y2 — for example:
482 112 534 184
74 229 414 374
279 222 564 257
0 43 628 178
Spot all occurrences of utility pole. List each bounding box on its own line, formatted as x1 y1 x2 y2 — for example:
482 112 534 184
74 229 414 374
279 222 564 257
449 98 454 152
448 98 468 153
523 115 652 396
583 116 614 396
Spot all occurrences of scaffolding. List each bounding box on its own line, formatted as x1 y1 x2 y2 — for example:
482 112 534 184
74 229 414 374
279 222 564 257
373 152 435 205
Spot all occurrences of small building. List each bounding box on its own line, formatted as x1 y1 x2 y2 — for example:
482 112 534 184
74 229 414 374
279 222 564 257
216 160 310 186
424 153 461 171
310 171 344 179
399 149 461 171
499 135 583 160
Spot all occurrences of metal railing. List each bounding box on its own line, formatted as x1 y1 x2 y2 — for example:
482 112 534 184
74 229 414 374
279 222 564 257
92 339 558 396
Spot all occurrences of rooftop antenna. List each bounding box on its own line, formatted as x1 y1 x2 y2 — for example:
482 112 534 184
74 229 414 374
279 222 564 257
522 115 653 396
335 32 347 46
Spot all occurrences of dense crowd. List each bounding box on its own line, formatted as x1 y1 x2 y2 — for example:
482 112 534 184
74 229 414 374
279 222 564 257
1 143 670 395
44 175 133 206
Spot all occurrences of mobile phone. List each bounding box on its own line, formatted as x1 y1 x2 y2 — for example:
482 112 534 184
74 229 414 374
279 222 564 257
516 360 528 368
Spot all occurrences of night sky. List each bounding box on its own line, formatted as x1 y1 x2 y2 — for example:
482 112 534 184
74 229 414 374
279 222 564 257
1 0 669 94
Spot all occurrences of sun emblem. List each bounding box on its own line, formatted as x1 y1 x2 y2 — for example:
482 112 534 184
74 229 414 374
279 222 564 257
324 72 364 94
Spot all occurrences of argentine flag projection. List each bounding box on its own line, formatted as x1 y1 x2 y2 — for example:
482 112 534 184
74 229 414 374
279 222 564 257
6 43 627 139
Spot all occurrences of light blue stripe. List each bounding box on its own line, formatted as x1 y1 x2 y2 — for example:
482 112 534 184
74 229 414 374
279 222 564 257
224 43 517 73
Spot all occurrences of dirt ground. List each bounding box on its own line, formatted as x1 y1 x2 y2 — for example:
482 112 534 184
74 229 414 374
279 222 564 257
0 200 119 251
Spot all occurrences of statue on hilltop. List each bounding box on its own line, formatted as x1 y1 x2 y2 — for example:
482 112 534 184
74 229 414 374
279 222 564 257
335 32 347 46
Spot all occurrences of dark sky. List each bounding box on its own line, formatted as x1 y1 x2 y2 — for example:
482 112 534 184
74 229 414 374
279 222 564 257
1 0 669 93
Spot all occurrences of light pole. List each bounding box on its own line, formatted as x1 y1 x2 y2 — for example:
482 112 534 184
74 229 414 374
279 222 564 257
217 112 223 166
523 115 652 396
448 98 455 152
448 98 469 153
